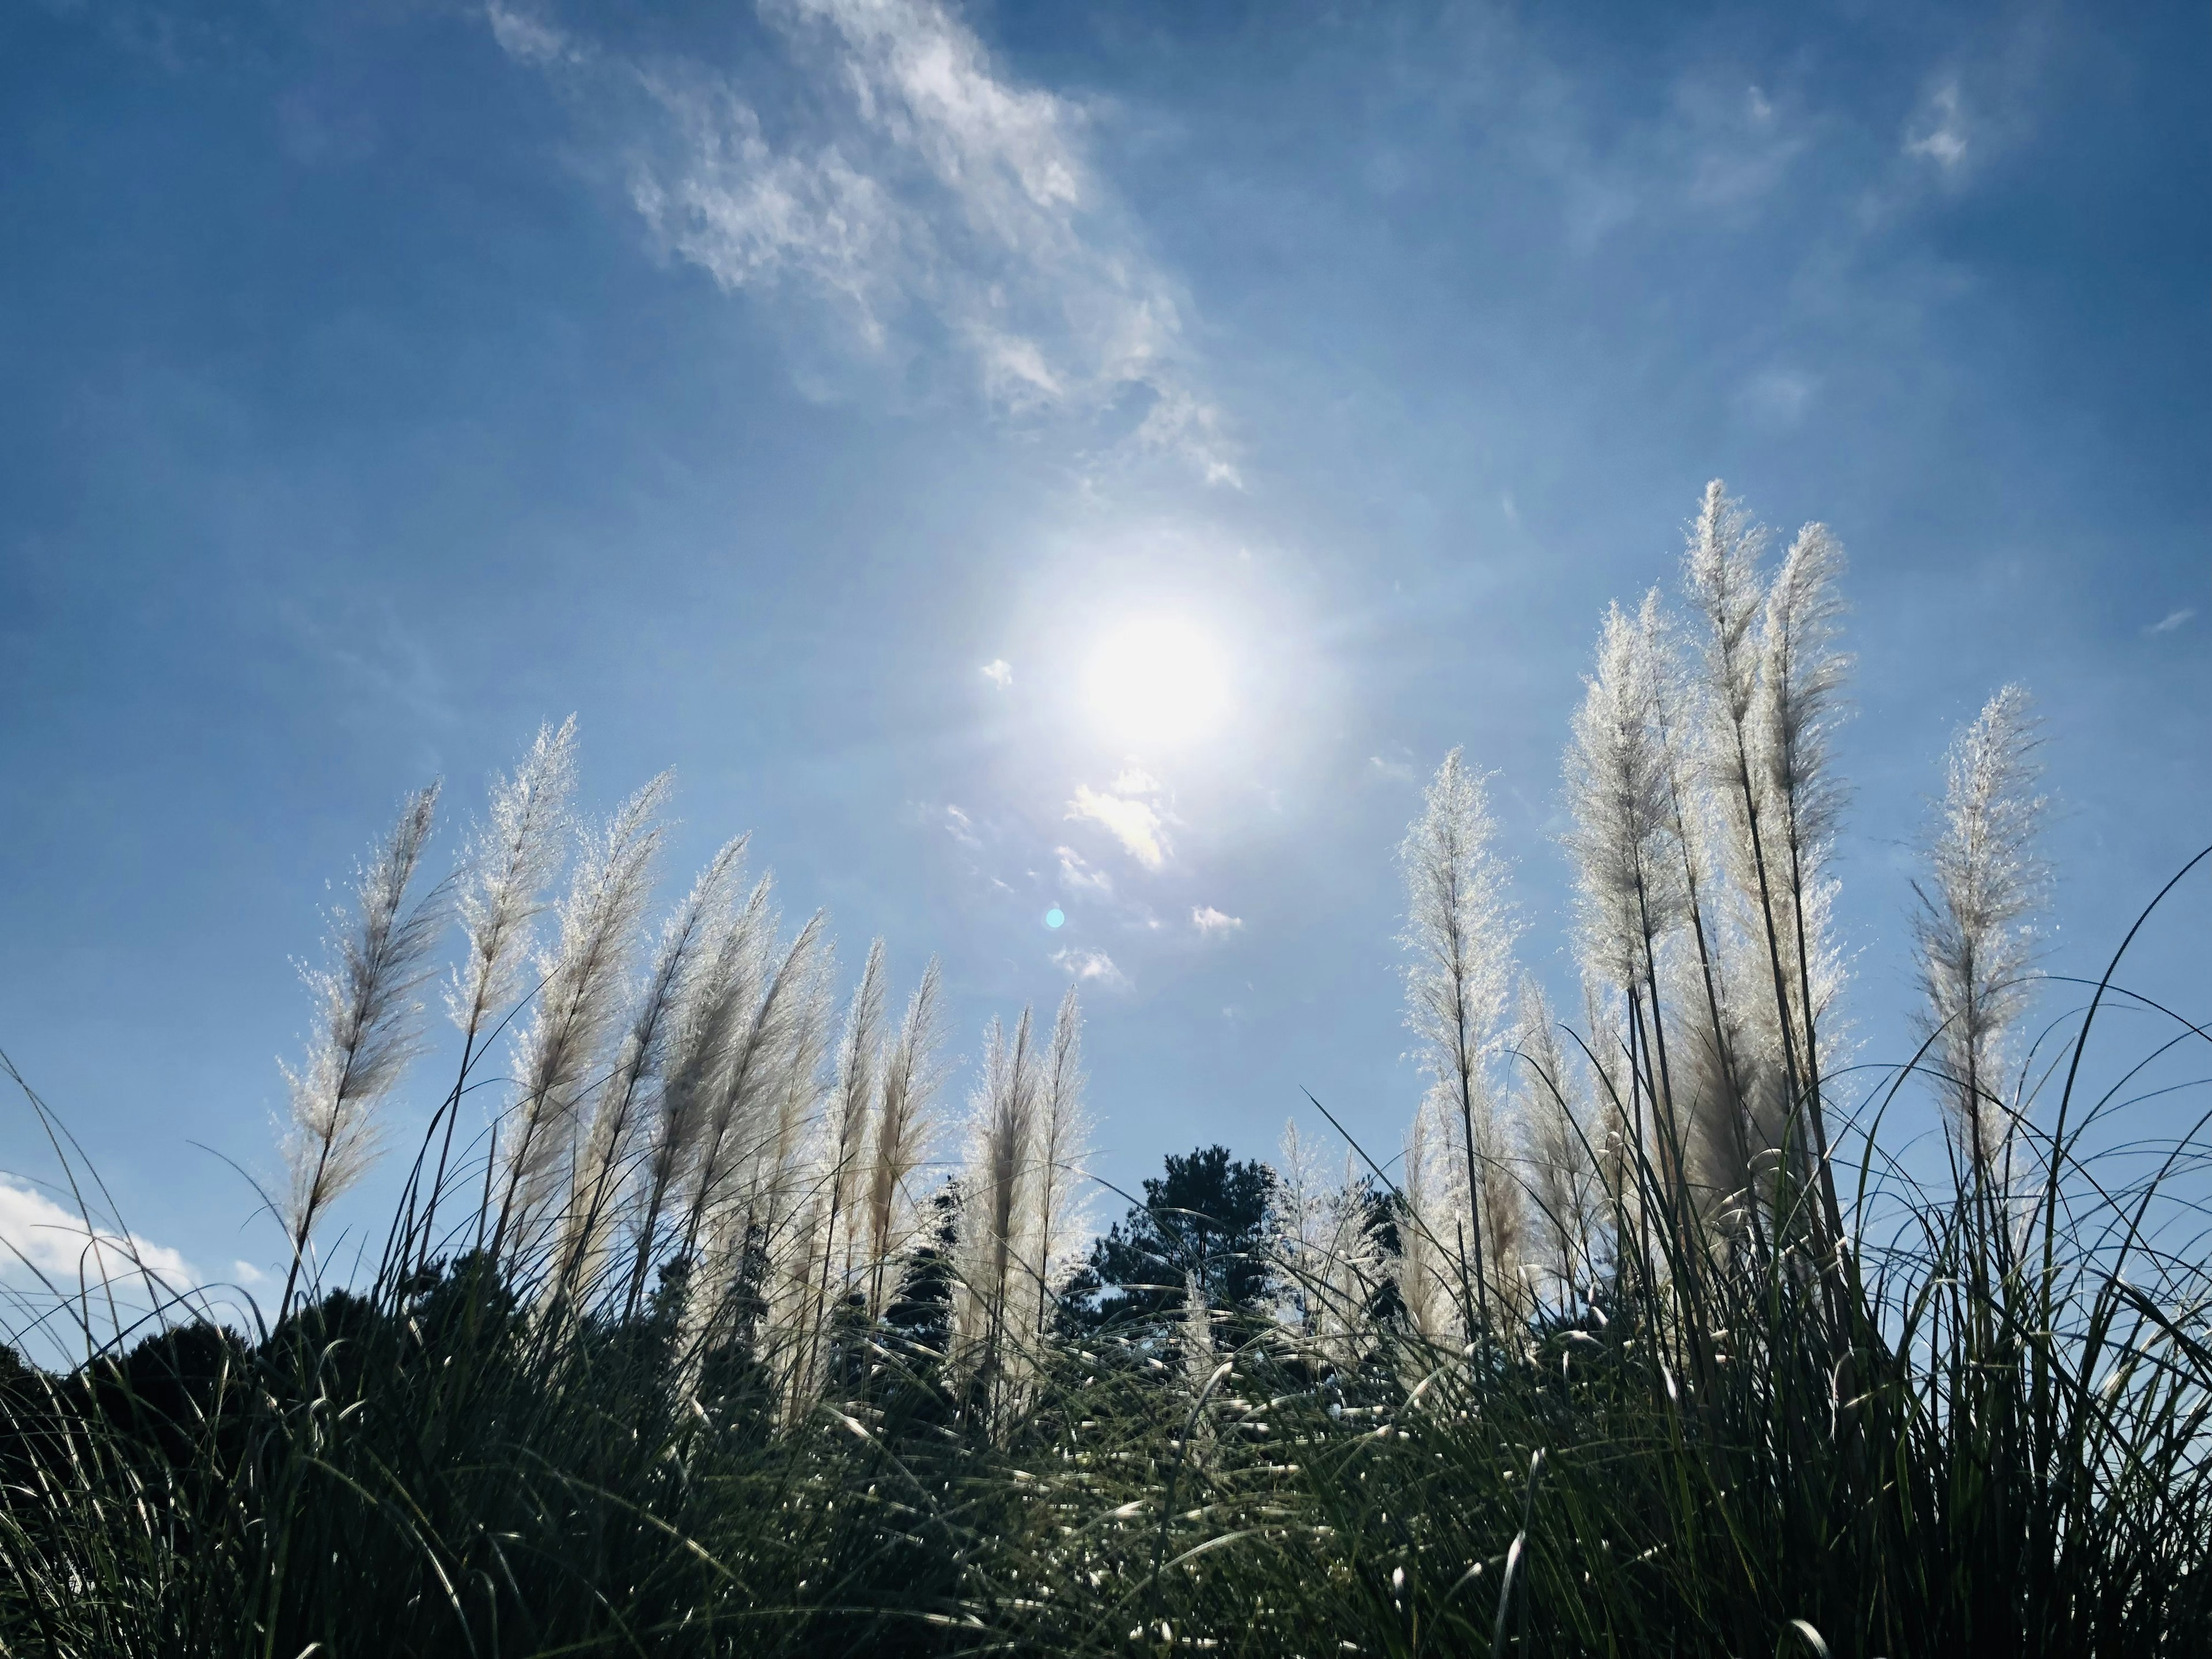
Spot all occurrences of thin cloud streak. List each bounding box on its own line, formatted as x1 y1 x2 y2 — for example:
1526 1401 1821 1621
489 0 1237 482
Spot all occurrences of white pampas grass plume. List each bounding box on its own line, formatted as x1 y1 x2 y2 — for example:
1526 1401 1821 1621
1395 1101 1461 1348
864 958 951 1314
1564 594 1684 987
1400 748 1522 1325
1757 523 1853 870
1177 1268 1218 1450
1683 479 1769 740
821 938 889 1275
1755 520 1853 1244
448 716 577 1041
778 936 887 1399
410 718 578 1269
280 782 444 1307
1912 684 2050 1191
1030 986 1093 1333
496 773 671 1258
952 1009 1040 1427
1270 1123 1381 1366
1517 976 1599 1301
1562 591 1695 1211
627 866 771 1309
678 908 823 1263
556 834 746 1298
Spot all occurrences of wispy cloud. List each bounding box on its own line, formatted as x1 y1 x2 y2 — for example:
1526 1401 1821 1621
491 0 1236 481
942 803 982 847
1067 783 1167 869
1056 845 1113 896
980 658 1013 688
0 1178 195 1289
1734 366 1818 430
1904 79 1970 172
2145 608 2196 637
1111 764 1162 796
1052 946 1128 989
1192 904 1243 935
1369 754 1416 785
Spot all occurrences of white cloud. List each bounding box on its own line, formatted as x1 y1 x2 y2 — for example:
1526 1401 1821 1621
981 658 1013 688
0 1178 195 1289
1067 783 1167 869
486 1 585 67
2145 608 2196 637
495 0 1236 481
1369 754 1416 785
942 803 982 847
1904 79 1970 171
1056 845 1113 895
1052 946 1128 989
1192 904 1243 935
1735 367 1817 430
1111 765 1162 796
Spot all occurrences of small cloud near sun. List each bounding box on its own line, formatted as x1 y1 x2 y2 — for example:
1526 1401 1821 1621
943 804 983 848
1192 905 1243 935
1067 783 1168 869
980 659 1013 689
1056 846 1113 895
1052 946 1128 989
1111 765 1163 796
2145 608 2196 637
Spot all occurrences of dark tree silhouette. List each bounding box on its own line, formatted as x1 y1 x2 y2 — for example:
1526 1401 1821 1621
1070 1145 1275 1329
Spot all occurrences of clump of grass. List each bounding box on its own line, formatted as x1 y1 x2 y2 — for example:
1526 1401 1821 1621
3 483 2209 1658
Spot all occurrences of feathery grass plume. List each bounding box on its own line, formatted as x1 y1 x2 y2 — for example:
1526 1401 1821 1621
554 835 747 1303
279 783 444 1312
1563 592 1691 1213
494 773 671 1262
676 906 812 1246
408 717 577 1268
863 957 950 1316
749 930 838 1254
790 936 888 1399
1272 1124 1382 1367
1516 975 1600 1305
1029 986 1092 1335
625 867 771 1314
1400 748 1522 1332
1395 1100 1461 1347
733 927 838 1388
766 1183 830 1429
1754 520 1853 1247
1684 481 1834 1250
1646 596 1774 1249
1669 942 1786 1241
952 1009 1041 1432
1268 1119 1331 1331
447 717 578 1044
1912 684 2050 1198
1177 1268 1217 1450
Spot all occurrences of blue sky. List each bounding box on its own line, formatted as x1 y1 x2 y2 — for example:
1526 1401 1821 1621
2 0 2206 1293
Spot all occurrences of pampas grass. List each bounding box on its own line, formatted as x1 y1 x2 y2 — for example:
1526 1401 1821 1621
278 781 444 1310
4 490 2210 1658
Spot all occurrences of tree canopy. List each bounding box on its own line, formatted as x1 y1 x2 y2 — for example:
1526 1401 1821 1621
1071 1145 1274 1328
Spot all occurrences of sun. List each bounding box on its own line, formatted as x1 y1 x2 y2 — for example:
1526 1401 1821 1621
1084 617 1229 749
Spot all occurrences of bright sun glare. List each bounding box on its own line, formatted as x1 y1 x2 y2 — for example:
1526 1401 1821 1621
1084 617 1229 749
